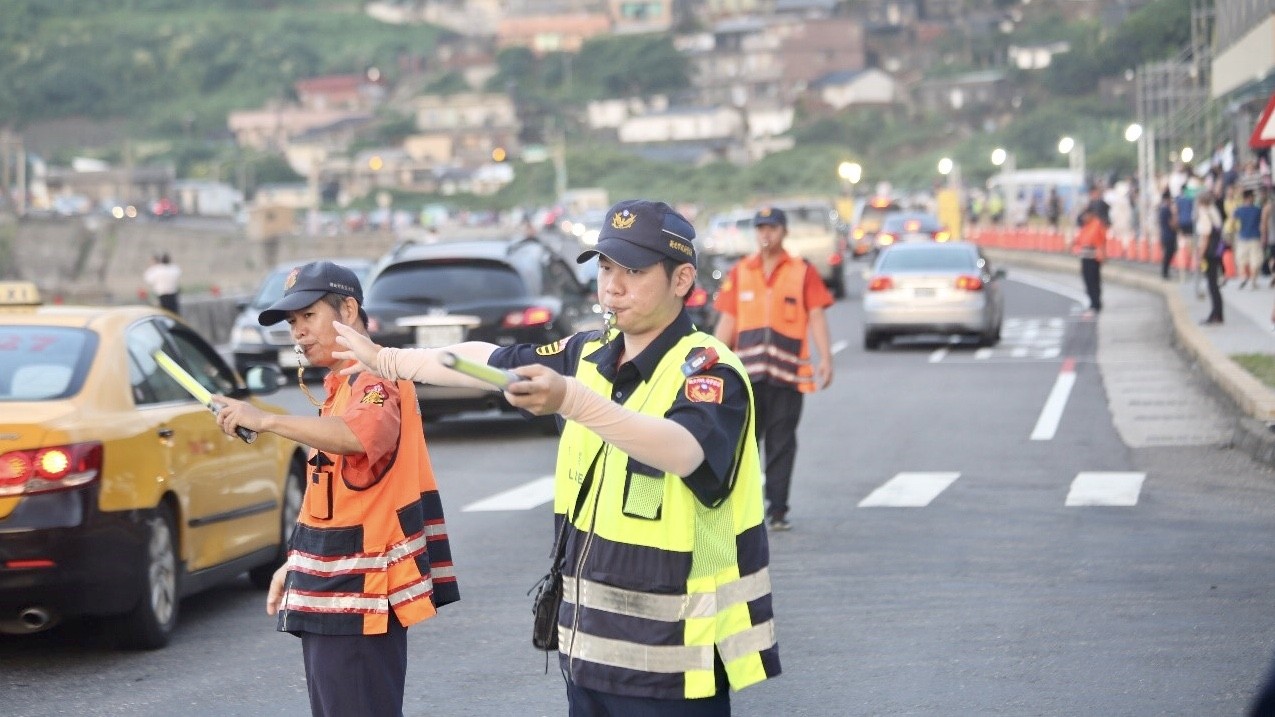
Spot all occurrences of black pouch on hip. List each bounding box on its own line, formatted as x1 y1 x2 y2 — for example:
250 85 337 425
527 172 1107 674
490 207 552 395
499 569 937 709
529 568 562 651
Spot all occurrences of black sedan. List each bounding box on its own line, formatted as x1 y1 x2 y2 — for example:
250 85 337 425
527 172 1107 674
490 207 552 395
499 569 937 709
363 237 599 422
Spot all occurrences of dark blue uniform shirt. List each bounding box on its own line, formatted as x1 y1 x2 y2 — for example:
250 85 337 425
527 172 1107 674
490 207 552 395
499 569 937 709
488 310 748 506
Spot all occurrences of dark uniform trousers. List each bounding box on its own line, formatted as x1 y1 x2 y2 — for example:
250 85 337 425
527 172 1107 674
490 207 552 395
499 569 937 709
158 292 180 316
301 612 407 717
566 681 730 717
752 381 804 519
1080 258 1102 312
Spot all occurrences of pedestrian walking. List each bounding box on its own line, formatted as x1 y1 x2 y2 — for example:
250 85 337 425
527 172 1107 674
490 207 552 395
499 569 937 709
1174 181 1199 280
1073 209 1107 315
1197 191 1226 324
143 253 182 315
333 200 781 716
1158 190 1178 280
211 261 460 717
1232 189 1263 288
712 206 834 532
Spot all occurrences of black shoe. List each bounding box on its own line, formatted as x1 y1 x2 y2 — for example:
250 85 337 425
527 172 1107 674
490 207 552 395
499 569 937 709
767 513 791 532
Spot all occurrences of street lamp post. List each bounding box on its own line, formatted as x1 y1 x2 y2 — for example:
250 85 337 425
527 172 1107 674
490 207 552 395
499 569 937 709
1058 136 1086 186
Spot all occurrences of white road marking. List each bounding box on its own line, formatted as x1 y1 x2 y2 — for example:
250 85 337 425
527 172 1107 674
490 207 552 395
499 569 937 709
1065 472 1147 506
929 348 948 363
858 472 960 507
974 347 993 360
1031 358 1076 441
832 339 849 355
462 476 555 512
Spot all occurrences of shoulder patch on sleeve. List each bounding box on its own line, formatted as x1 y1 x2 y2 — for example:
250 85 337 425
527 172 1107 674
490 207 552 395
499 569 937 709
535 337 570 356
685 375 725 404
360 382 387 405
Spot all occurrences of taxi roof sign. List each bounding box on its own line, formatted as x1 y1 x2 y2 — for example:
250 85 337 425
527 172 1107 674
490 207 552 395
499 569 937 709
0 282 42 306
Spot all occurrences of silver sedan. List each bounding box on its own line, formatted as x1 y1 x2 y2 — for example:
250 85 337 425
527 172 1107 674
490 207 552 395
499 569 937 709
862 242 1005 350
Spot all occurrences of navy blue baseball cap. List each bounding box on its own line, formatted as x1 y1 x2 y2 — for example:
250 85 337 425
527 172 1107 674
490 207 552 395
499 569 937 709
577 199 697 269
753 206 787 228
259 260 364 326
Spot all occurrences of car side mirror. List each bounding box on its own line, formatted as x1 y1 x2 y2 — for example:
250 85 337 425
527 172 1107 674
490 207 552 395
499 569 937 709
994 268 1007 280
244 364 284 395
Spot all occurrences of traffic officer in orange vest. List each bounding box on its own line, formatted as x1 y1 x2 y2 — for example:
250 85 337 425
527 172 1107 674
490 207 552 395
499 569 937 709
331 199 780 716
712 207 834 532
211 260 459 717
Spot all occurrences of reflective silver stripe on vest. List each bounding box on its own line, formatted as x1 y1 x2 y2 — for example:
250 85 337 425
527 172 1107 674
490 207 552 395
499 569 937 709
563 568 772 623
386 532 427 564
425 522 448 538
283 590 385 613
389 576 433 607
287 551 385 575
559 624 715 673
717 619 777 664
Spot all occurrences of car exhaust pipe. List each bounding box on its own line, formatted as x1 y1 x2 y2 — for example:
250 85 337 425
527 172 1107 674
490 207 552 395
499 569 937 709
18 607 53 631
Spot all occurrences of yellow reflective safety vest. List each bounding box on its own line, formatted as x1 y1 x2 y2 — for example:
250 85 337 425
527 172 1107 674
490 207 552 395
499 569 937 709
554 331 780 700
278 377 459 636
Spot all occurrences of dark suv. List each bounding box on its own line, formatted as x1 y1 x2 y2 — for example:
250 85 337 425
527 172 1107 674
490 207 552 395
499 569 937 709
363 236 599 422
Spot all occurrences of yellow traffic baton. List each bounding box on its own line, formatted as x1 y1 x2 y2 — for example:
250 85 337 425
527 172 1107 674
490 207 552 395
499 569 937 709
152 350 257 443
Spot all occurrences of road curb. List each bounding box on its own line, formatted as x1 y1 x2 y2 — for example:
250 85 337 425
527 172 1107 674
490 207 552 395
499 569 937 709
984 248 1275 467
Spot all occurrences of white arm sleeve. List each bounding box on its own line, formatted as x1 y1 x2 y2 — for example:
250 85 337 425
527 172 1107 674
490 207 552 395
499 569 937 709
556 377 705 478
374 342 499 389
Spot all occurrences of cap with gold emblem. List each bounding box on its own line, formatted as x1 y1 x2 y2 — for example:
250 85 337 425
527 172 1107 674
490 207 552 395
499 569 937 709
258 260 363 326
753 207 787 228
576 199 697 269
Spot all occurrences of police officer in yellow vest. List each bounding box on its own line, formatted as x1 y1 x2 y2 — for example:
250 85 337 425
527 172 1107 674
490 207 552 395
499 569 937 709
332 200 780 716
212 261 459 717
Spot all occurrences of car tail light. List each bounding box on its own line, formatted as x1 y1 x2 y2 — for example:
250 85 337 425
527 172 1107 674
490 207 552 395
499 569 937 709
852 228 865 240
503 307 554 328
686 286 709 308
829 252 843 266
878 233 896 246
867 276 894 292
934 230 952 242
0 442 102 497
955 275 984 291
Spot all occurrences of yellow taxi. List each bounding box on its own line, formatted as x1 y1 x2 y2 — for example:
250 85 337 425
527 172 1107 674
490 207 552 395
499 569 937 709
0 282 305 649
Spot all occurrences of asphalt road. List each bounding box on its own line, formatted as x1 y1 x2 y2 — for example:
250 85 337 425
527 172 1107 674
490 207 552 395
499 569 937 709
4 265 1275 716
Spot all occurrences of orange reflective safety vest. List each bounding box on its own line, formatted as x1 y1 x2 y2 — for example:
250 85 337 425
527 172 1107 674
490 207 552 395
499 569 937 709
277 377 459 636
726 254 817 392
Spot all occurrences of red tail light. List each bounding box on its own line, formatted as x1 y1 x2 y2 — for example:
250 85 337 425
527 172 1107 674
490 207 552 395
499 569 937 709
867 276 894 292
503 307 553 328
954 275 984 291
829 252 843 266
0 442 102 497
686 286 709 308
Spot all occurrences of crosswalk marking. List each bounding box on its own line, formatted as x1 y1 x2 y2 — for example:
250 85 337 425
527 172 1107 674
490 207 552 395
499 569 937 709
1065 472 1146 506
462 476 555 512
460 471 1149 512
1031 357 1077 441
858 472 960 507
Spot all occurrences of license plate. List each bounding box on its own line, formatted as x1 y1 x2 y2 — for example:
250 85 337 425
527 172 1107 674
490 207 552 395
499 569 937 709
416 325 465 348
278 348 303 368
914 287 936 298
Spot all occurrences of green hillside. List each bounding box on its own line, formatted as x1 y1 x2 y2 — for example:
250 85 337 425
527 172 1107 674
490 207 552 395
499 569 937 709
0 0 1193 208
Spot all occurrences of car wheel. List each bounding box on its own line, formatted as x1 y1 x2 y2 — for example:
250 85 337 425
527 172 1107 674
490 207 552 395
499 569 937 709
863 331 882 351
249 456 305 590
116 503 180 650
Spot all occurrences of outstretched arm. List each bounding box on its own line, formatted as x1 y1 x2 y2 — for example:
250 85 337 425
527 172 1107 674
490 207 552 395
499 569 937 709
332 321 500 388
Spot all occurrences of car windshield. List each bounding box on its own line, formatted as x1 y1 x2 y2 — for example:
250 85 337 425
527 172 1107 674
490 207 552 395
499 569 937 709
0 327 94 400
367 262 527 305
878 248 978 272
780 205 834 229
883 214 942 233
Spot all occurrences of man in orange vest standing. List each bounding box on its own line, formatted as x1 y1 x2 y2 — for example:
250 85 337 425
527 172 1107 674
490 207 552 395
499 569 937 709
713 207 834 532
211 261 459 717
